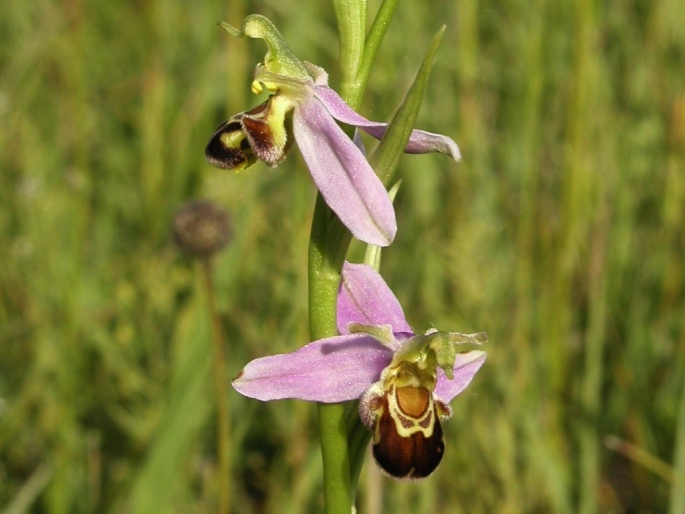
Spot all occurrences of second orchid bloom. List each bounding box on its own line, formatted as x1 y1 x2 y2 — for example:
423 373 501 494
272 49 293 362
233 262 486 480
205 15 461 247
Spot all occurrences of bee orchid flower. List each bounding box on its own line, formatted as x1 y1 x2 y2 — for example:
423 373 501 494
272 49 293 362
205 15 461 247
233 262 486 480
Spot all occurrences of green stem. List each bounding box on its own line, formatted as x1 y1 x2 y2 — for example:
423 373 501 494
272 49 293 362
315 1 406 510
309 195 353 514
313 4 368 511
332 0 366 105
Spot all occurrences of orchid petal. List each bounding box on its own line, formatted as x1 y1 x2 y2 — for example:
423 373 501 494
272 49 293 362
233 334 392 403
338 263 413 339
434 350 486 403
293 97 397 246
314 85 461 161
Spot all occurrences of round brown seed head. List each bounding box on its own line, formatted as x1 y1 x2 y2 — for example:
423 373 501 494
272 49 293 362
172 200 232 259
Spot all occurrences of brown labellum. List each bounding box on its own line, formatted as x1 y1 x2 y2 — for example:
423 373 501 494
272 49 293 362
360 383 451 481
204 98 291 170
204 118 255 170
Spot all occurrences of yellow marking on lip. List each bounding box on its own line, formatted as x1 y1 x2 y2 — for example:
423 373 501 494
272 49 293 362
388 386 435 439
220 131 247 149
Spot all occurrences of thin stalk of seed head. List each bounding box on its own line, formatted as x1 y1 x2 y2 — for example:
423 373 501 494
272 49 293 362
171 200 232 510
201 259 231 514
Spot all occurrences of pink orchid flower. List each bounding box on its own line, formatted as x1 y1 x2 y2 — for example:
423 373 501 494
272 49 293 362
205 15 461 247
233 262 486 480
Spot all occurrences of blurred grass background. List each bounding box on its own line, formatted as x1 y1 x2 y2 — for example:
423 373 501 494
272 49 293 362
1 0 684 512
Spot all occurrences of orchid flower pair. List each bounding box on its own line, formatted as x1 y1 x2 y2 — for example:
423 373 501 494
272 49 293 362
204 14 461 247
234 262 486 480
206 14 486 483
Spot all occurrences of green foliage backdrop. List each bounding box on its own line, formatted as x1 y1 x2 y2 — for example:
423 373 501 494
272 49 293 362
1 0 684 512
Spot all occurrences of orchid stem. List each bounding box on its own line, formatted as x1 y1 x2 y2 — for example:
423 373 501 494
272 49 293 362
309 195 353 514
333 0 366 106
313 1 394 511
